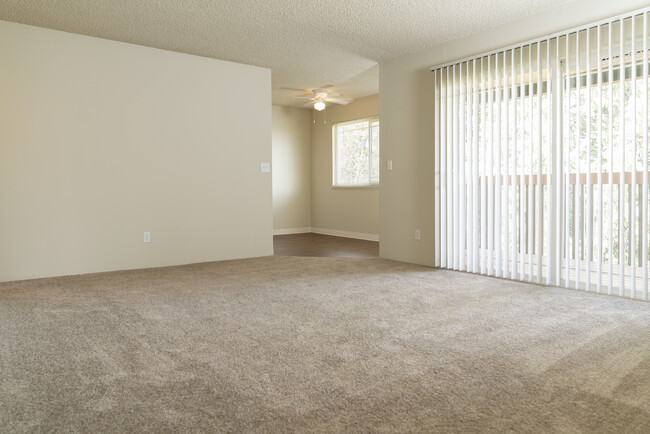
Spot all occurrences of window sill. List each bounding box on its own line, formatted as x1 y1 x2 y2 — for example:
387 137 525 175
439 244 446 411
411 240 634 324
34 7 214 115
331 184 379 190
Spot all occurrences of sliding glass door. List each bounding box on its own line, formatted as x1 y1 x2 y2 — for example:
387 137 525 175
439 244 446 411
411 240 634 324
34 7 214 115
434 9 650 299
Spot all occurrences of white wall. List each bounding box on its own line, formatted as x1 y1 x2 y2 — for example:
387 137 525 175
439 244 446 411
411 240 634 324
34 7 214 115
0 21 273 282
379 0 649 267
272 106 311 232
311 94 380 240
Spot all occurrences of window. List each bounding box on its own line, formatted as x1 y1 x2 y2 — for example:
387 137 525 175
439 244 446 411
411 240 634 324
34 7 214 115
333 117 379 186
433 8 650 300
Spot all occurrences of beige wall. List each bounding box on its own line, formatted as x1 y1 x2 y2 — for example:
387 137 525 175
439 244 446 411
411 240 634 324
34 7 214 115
379 0 649 267
311 94 380 239
0 21 273 282
272 106 311 231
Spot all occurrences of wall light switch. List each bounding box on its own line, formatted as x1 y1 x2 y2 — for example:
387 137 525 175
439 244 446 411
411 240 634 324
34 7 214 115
261 162 271 173
387 160 393 171
415 229 421 241
143 232 151 243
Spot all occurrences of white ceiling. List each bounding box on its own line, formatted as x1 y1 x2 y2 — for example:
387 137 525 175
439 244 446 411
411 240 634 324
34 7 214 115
0 0 574 107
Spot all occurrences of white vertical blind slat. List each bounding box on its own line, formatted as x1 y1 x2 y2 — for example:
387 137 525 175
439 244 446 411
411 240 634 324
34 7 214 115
619 20 626 297
563 35 571 288
520 47 526 281
643 12 649 301
546 38 554 285
447 67 453 268
586 28 593 292
438 69 442 268
554 36 563 286
464 63 472 272
597 25 604 293
488 55 495 276
608 24 614 295
495 53 503 278
434 69 441 267
481 57 488 275
459 63 467 271
536 42 544 283
472 60 480 273
504 51 511 279
630 18 637 298
452 64 459 270
512 48 519 279
575 30 582 291
501 51 510 278
528 44 535 282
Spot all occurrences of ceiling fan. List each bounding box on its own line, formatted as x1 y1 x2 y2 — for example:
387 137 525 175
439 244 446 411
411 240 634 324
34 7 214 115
291 88 352 111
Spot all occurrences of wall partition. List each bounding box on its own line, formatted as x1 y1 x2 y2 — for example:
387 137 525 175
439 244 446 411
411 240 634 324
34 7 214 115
433 7 650 299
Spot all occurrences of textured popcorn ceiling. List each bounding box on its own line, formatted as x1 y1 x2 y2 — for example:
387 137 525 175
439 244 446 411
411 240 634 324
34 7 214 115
0 0 573 107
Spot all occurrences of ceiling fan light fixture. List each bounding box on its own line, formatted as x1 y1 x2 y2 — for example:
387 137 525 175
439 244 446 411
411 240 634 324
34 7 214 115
314 101 326 111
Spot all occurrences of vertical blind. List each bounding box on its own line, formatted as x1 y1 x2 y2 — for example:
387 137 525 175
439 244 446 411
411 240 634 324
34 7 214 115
433 7 650 300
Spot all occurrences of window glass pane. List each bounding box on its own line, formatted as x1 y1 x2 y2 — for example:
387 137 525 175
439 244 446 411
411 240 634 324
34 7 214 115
334 118 379 186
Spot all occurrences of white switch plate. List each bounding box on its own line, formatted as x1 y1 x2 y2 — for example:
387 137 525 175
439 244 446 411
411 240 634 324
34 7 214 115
261 162 271 173
143 232 151 243
387 160 393 171
415 229 421 241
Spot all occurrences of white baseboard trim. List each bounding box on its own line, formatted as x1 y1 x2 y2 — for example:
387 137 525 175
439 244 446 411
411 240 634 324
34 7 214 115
311 227 379 242
273 227 312 235
273 227 380 242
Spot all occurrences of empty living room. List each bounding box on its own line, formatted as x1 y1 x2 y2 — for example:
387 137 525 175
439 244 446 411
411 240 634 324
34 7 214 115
2 0 650 432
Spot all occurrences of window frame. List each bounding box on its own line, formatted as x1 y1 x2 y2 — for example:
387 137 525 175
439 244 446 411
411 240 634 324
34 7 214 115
331 116 380 188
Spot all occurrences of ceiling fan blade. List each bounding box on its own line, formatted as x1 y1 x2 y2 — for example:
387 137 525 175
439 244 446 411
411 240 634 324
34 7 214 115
302 101 316 108
292 96 315 100
326 97 351 105
280 87 310 93
327 92 341 97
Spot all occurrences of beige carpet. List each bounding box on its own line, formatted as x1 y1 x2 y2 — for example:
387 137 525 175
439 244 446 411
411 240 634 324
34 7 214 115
1 256 650 432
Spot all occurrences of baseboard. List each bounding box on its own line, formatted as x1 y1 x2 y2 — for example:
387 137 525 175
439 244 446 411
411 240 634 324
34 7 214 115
311 227 379 242
273 227 312 235
273 227 380 242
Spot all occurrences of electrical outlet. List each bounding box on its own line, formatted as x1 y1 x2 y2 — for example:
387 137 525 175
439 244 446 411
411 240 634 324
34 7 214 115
143 232 151 243
261 162 271 173
415 229 421 241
